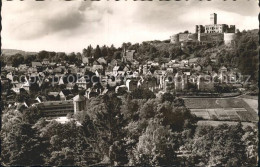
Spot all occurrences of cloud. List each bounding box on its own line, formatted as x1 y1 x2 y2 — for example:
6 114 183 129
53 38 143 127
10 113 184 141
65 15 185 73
2 1 259 53
3 1 103 40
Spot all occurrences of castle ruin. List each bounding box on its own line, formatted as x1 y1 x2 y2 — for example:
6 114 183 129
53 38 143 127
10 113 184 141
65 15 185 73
170 13 236 46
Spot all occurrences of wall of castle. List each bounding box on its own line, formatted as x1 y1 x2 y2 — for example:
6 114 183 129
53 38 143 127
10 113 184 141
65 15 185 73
170 34 179 44
198 33 224 42
224 33 236 46
227 25 236 33
179 33 198 42
204 24 228 33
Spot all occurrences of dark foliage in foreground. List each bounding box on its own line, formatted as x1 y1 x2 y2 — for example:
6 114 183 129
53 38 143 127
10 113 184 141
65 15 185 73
1 92 257 166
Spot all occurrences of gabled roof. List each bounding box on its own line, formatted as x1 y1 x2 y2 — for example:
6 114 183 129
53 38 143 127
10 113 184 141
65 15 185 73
60 89 73 96
32 62 42 67
220 66 227 70
73 94 86 102
97 57 107 64
113 66 120 71
188 58 198 63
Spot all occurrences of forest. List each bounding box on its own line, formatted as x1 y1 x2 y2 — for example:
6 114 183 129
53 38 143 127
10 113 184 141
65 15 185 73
1 90 258 166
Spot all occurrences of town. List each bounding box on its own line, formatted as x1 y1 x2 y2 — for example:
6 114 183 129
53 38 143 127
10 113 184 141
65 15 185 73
1 14 257 120
1 13 258 166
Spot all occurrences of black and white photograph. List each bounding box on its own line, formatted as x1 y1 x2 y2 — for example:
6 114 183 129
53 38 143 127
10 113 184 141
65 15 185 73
1 0 259 166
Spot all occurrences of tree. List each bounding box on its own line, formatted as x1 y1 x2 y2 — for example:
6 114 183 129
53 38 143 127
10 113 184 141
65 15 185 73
129 119 177 166
242 125 258 166
94 45 102 59
129 88 156 100
101 45 108 57
78 93 127 165
161 92 175 102
37 50 49 60
1 121 47 165
113 51 122 60
11 54 24 67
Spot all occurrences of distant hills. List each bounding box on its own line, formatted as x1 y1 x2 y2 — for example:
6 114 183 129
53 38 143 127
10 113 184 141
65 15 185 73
1 49 37 56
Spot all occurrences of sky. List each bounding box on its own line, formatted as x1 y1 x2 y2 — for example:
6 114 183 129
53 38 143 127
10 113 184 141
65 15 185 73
2 0 259 53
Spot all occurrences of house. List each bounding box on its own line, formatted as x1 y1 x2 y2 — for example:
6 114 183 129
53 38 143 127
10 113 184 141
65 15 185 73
188 58 198 66
42 58 50 65
28 67 38 73
59 90 74 100
193 65 202 72
6 72 18 83
66 83 76 90
204 65 213 73
35 96 47 103
143 77 158 92
125 79 138 92
45 67 54 74
122 49 135 62
123 66 131 72
197 75 214 91
18 64 29 71
33 100 74 117
22 79 31 92
12 83 23 94
172 63 181 68
58 75 68 85
169 60 177 64
154 70 166 76
131 60 140 68
142 65 149 74
174 72 188 92
151 62 159 67
47 92 60 100
54 66 66 74
166 68 174 73
189 74 198 84
92 65 103 72
147 61 154 65
110 59 122 66
32 62 42 68
115 85 128 93
76 76 88 89
113 65 121 76
85 88 99 99
82 57 89 64
1 78 11 94
219 66 228 73
97 57 107 65
48 92 59 97
181 60 189 65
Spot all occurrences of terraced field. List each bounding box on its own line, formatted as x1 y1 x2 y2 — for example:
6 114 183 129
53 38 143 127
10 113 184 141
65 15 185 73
184 98 258 122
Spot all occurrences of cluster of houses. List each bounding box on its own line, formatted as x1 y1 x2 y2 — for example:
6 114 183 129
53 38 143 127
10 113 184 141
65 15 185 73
1 49 245 117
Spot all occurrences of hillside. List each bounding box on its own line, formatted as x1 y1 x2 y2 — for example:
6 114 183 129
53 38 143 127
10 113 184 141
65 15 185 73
1 49 37 56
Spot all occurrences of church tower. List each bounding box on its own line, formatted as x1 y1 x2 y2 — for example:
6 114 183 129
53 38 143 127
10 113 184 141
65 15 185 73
122 46 126 62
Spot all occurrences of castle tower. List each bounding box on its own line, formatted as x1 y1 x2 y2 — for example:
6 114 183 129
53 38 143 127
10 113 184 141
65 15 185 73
210 13 217 25
73 94 86 114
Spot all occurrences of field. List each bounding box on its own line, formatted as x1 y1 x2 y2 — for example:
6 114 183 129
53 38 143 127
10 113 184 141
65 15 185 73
242 98 258 113
197 120 257 128
184 97 258 122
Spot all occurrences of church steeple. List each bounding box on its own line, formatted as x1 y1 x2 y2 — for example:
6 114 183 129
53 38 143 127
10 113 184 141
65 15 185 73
122 45 126 62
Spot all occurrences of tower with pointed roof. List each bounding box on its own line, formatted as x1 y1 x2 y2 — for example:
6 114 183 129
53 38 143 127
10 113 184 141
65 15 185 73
73 94 86 114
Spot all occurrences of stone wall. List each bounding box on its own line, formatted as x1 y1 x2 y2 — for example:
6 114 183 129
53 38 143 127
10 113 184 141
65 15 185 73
198 33 224 42
170 34 179 44
224 33 236 46
179 33 198 42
